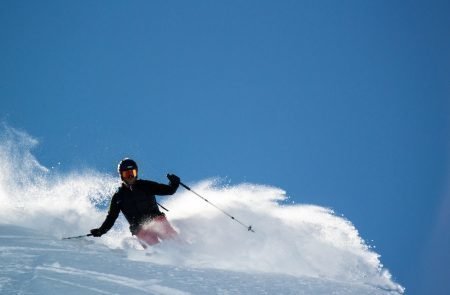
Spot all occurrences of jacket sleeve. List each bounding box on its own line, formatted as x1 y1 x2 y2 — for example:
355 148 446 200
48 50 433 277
98 193 120 234
146 180 179 196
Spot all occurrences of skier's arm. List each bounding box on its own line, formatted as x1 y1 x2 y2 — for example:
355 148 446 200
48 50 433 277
148 174 180 196
92 194 120 236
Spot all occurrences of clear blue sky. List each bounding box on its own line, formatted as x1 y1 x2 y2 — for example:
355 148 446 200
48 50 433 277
1 1 449 294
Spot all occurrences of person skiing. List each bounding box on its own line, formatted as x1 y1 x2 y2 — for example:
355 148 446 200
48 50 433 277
90 158 181 246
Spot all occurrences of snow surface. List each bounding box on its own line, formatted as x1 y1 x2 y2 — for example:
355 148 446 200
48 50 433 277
0 126 405 294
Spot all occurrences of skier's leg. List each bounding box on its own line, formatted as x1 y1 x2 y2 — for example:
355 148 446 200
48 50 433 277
153 215 178 240
136 227 159 246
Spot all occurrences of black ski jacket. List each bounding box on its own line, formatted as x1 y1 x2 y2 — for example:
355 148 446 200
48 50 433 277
98 179 179 234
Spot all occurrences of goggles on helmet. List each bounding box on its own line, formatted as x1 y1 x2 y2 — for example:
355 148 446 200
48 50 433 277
121 169 137 179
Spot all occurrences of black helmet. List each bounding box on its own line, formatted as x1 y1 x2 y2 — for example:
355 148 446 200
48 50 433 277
118 158 138 173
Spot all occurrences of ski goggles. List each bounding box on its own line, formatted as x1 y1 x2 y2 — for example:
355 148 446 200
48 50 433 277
121 169 137 179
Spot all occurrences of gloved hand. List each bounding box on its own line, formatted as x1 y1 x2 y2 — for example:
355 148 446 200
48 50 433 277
167 173 180 185
90 228 104 237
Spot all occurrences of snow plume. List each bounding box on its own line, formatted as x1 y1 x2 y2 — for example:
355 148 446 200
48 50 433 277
0 126 404 294
0 125 117 235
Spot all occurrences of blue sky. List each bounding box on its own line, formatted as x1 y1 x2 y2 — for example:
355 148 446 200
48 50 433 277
1 1 449 294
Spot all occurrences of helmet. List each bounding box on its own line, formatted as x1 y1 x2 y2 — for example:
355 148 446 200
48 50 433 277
118 158 138 174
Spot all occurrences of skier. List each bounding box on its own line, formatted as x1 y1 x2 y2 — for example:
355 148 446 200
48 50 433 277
90 158 181 246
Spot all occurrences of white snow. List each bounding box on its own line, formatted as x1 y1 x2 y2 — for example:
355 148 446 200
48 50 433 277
0 126 404 294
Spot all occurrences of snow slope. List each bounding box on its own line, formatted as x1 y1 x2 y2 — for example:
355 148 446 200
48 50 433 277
0 127 404 294
1 225 400 295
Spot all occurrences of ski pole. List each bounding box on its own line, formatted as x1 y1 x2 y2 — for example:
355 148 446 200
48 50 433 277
156 201 169 212
180 181 255 233
62 234 93 240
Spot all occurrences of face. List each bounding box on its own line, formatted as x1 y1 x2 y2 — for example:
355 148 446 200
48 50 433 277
121 169 137 185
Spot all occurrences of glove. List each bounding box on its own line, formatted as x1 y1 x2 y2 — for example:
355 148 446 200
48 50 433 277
90 228 104 237
167 173 180 185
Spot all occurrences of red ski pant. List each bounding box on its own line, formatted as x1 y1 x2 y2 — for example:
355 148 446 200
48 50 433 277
136 215 178 246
